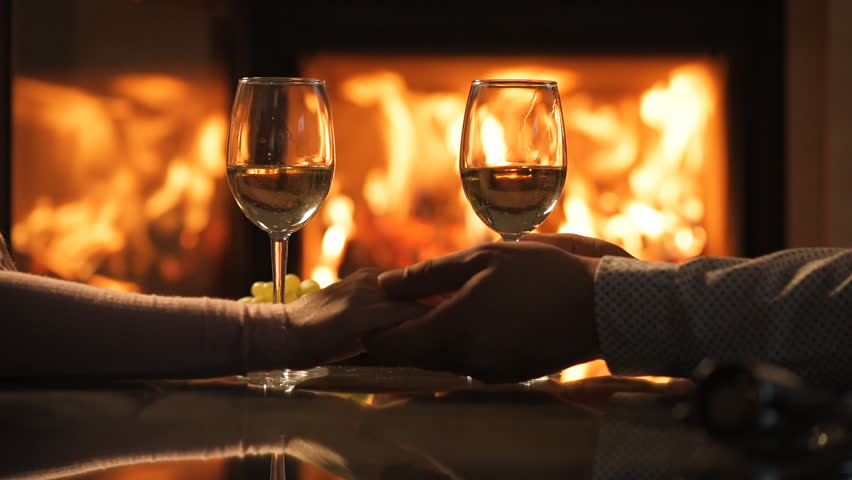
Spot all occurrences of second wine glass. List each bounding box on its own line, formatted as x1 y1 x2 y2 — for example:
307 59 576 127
460 80 567 242
226 77 334 388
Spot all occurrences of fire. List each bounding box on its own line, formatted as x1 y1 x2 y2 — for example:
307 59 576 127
343 72 419 219
301 67 490 278
303 57 726 281
556 65 719 259
480 113 508 166
311 193 355 287
12 74 228 293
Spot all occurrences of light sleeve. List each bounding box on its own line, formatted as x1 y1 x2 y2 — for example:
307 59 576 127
0 270 291 379
595 248 852 388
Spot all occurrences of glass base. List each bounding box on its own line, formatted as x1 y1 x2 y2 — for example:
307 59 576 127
238 367 329 393
520 375 559 389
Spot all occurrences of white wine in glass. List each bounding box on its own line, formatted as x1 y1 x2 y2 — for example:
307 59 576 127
460 80 567 242
226 77 335 390
226 165 334 234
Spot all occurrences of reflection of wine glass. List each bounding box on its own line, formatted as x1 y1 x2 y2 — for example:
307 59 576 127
460 80 566 242
226 77 334 389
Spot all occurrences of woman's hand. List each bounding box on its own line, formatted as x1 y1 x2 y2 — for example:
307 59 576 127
281 268 430 369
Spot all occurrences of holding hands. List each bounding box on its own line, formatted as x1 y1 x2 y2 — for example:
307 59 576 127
275 268 430 369
364 234 633 382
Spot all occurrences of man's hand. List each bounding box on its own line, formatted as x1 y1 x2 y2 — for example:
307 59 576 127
522 233 634 259
365 242 602 383
281 268 430 369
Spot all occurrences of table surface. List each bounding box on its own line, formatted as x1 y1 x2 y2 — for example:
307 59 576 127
0 365 846 480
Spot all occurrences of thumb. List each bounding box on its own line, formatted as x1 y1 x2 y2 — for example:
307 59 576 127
378 248 489 300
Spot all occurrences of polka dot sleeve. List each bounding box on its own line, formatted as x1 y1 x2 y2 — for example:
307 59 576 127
595 249 852 388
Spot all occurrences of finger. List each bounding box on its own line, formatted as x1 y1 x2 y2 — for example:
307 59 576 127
305 300 431 367
522 233 633 258
365 272 488 369
341 267 382 284
354 301 432 333
378 247 490 300
362 309 448 367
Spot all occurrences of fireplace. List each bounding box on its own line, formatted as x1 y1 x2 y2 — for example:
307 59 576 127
3 0 790 298
235 1 786 287
300 55 729 285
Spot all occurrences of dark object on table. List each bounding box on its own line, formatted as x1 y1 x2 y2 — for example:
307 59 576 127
691 358 852 459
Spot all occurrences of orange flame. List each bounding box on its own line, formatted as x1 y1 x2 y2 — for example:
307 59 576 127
311 193 355 287
557 65 719 260
12 74 228 292
480 113 508 166
304 58 725 280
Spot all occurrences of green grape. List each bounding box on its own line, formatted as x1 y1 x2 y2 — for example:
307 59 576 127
299 279 321 296
245 275 326 304
250 281 273 302
284 274 301 296
284 274 301 303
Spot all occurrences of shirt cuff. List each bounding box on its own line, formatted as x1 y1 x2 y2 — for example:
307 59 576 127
595 256 700 377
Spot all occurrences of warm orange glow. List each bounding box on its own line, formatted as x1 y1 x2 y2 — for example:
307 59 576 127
342 72 419 219
303 56 727 280
12 73 229 293
560 360 611 382
556 65 721 260
674 225 707 258
90 459 226 480
481 114 508 166
559 360 672 384
322 225 348 257
559 197 597 237
310 194 355 287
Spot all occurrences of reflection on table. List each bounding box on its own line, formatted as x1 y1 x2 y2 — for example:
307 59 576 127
0 365 844 480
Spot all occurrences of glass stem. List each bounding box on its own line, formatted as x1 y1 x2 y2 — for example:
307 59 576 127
270 234 290 304
270 453 286 480
501 233 523 242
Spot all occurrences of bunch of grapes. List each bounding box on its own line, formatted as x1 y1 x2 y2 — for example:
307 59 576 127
239 274 323 303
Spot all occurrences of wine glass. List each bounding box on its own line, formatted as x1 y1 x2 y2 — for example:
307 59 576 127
460 79 567 242
226 77 335 389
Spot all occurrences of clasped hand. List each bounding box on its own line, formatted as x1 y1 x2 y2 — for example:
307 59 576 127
360 234 633 383
295 233 632 382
